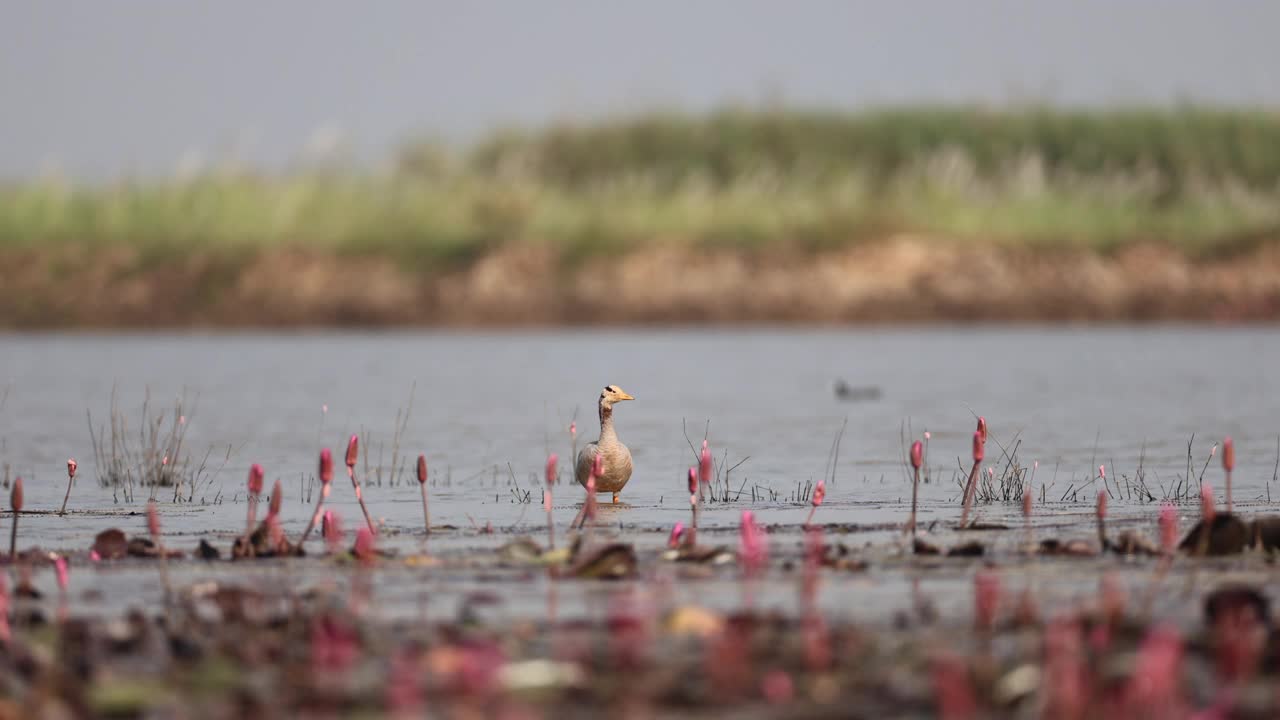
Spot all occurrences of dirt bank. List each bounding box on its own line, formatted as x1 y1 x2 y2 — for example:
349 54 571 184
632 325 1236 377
6 237 1280 328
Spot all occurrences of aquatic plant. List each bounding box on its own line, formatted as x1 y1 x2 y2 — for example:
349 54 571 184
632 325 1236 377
907 439 923 537
7 477 20 560
973 568 1001 632
299 449 333 546
268 477 283 520
541 453 555 549
322 509 344 555
245 463 264 537
59 457 77 515
698 441 713 504
1194 481 1217 558
419 453 432 539
687 467 699 545
960 430 984 527
739 510 768 579
346 434 376 533
146 500 171 601
1222 436 1235 512
667 521 686 549
1021 482 1033 548
803 478 825 529
87 390 226 501
1096 489 1108 551
354 527 377 565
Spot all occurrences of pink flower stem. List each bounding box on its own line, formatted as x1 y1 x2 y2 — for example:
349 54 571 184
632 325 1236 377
909 465 920 537
298 484 330 547
349 466 376 533
421 481 432 538
59 468 77 516
245 492 259 538
544 486 555 551
960 460 980 528
7 512 16 562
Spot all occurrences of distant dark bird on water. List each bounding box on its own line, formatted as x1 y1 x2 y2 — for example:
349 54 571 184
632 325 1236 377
833 380 881 402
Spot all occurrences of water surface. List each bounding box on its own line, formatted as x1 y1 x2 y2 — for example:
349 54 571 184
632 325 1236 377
1 327 1276 549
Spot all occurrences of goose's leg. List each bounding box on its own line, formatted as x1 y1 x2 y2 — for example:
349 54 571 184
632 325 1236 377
612 492 619 504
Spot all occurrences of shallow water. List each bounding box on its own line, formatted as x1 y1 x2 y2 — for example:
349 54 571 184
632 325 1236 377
2 327 1278 544
2 326 1279 629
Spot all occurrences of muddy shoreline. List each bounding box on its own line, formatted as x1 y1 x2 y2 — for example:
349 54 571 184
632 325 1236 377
6 237 1280 329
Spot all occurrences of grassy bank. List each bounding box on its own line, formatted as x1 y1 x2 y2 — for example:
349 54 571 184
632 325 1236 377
5 107 1280 327
4 107 1280 267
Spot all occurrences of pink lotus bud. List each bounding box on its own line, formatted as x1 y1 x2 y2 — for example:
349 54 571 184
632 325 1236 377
319 448 334 485
924 431 931 441
931 651 977 719
1210 444 1217 458
761 670 794 704
972 432 984 463
90 550 100 563
1128 625 1184 707
1099 464 1106 480
417 454 429 485
54 555 68 592
804 525 826 567
268 479 283 518
248 464 265 496
569 422 576 438
354 527 376 563
667 522 685 549
543 454 556 486
178 415 185 425
1100 572 1126 620
910 441 923 470
146 500 160 538
811 479 826 507
1200 483 1216 522
67 458 77 479
1222 437 1235 472
1159 502 1178 553
738 511 768 576
687 467 698 496
974 568 1001 630
976 416 988 444
699 444 713 485
267 515 284 547
987 467 994 479
592 454 604 479
162 455 169 466
322 404 328 414
323 510 343 553
1096 490 1107 520
1023 488 1033 518
9 478 21 512
345 435 359 469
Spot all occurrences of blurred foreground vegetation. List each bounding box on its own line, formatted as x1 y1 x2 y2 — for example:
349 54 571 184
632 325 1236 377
4 107 1280 265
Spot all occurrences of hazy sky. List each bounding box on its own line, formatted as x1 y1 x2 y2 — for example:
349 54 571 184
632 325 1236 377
3 1 1277 180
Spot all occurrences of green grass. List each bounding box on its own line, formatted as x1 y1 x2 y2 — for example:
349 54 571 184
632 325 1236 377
4 106 1280 265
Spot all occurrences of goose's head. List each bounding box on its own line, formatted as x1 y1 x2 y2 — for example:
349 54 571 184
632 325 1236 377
599 385 635 409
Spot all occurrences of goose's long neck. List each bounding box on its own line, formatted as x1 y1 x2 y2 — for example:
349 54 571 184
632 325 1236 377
598 401 618 446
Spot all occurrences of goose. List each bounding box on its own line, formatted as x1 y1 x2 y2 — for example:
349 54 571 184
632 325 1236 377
575 385 635 503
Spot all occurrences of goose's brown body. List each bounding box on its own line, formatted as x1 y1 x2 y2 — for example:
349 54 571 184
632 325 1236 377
575 385 635 500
